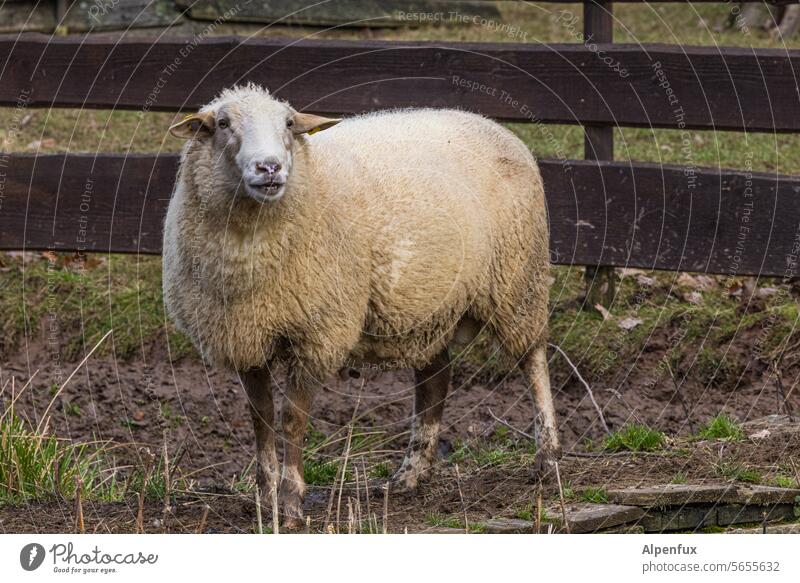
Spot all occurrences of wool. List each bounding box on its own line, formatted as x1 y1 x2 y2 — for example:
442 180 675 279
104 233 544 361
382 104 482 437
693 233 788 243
163 86 550 380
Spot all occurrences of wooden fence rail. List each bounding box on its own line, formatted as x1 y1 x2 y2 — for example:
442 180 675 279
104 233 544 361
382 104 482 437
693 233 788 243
1 35 798 132
2 153 799 277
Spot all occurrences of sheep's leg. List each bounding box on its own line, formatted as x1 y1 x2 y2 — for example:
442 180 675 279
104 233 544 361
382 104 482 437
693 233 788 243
391 349 450 493
240 367 279 518
522 344 561 477
280 378 313 529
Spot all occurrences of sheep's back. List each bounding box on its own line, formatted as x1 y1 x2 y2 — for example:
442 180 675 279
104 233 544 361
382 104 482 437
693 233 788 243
309 109 547 358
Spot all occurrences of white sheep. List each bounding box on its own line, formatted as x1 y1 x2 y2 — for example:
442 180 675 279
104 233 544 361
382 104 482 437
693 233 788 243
163 84 558 528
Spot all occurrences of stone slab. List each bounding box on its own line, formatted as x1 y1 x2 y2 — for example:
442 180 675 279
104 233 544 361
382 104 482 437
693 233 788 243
728 522 800 534
607 484 735 507
725 485 800 506
483 518 535 534
551 504 645 534
716 503 796 527
639 506 717 532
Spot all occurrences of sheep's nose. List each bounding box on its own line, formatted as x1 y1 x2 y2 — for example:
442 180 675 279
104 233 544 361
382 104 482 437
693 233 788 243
255 160 282 176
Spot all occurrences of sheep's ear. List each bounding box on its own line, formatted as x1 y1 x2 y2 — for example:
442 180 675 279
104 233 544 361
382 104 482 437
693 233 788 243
169 111 215 139
292 113 341 135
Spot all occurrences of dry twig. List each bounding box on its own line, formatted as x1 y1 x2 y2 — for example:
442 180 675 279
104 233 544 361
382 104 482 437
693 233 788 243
454 464 468 534
554 463 570 534
74 476 84 534
487 408 535 441
196 505 210 534
549 343 611 435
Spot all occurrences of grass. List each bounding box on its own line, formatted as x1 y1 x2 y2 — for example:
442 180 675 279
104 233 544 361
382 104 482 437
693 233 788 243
604 424 666 453
0 408 116 503
0 377 188 505
368 461 392 479
0 409 182 505
580 487 609 504
773 475 799 489
716 462 763 484
304 459 344 486
671 472 688 485
0 253 193 362
450 433 537 469
697 413 745 441
425 513 485 533
425 513 463 529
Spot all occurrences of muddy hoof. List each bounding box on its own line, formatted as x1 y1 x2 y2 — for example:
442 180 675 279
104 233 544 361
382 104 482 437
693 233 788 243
281 514 305 531
388 470 422 496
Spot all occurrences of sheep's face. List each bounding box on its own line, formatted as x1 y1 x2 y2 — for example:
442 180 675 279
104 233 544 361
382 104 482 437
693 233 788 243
169 86 340 204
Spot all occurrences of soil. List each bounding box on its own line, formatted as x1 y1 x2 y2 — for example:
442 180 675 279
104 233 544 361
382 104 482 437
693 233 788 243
2 323 800 534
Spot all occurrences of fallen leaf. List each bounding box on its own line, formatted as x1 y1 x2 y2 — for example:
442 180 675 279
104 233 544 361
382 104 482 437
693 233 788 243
636 274 655 287
749 429 771 440
677 272 716 290
618 317 643 330
685 291 703 305
26 138 56 150
757 287 779 299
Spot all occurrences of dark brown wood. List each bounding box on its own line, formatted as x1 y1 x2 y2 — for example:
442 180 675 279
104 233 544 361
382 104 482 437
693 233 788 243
2 153 799 278
1 34 798 132
583 1 617 308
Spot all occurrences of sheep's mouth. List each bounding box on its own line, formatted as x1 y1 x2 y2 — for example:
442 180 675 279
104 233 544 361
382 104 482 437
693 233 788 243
246 180 285 202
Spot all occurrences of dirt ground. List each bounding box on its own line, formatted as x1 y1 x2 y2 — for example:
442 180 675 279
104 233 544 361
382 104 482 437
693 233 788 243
2 320 800 533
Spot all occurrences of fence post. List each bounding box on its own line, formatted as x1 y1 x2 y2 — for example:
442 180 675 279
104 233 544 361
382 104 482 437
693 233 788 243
583 0 617 310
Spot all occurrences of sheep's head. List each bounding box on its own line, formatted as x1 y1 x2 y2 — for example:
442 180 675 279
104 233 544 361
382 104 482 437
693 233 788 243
169 84 340 203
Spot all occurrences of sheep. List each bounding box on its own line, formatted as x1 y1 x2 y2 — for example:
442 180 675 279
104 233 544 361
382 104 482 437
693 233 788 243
163 83 559 529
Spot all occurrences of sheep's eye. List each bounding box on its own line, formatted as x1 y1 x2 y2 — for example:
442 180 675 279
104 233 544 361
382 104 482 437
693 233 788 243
218 118 229 129
286 118 294 129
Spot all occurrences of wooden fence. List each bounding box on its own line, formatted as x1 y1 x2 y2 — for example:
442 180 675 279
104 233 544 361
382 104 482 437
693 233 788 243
1 1 799 281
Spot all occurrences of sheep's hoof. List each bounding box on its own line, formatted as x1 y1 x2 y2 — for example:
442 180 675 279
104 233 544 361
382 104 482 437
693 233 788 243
281 514 305 531
280 502 306 531
388 469 421 495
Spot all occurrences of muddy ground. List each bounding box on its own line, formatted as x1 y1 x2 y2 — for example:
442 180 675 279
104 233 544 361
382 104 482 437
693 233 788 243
2 318 800 533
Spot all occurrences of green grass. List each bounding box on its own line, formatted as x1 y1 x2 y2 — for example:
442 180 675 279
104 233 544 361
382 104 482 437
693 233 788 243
450 433 537 469
0 412 180 504
304 459 344 486
368 461 392 479
671 472 688 485
716 462 762 484
425 513 463 529
0 253 193 362
773 475 798 489
697 413 745 441
425 513 485 533
0 387 188 504
0 409 116 503
604 424 666 453
580 487 609 504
